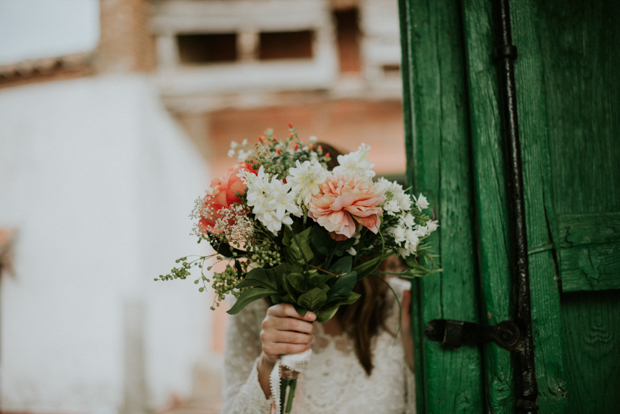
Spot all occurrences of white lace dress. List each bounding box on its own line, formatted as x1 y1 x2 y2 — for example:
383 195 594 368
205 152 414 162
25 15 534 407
221 279 416 414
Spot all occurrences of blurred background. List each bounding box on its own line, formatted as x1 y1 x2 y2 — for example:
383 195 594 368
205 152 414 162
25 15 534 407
0 0 405 413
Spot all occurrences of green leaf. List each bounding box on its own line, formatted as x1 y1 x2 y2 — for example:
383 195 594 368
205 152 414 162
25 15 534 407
308 272 333 288
241 267 281 291
311 226 334 256
235 277 272 290
227 288 278 315
327 271 357 300
283 227 314 266
267 263 288 291
297 287 327 311
342 291 361 305
282 272 305 300
316 305 340 323
333 237 357 256
293 305 308 317
328 256 352 276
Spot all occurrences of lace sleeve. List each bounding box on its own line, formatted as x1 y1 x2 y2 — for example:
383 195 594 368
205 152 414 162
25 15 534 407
221 299 272 414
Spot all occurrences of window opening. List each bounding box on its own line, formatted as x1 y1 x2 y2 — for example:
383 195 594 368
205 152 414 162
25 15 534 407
334 8 361 73
258 31 314 60
177 33 238 64
382 64 401 77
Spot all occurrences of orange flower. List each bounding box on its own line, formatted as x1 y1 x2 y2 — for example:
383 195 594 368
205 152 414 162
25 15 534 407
199 162 256 234
308 174 385 240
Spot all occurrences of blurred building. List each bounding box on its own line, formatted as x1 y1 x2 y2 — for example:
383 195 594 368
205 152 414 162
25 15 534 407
149 0 406 179
0 1 405 413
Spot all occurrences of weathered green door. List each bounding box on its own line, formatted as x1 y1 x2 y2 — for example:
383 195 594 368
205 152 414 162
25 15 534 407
399 1 620 413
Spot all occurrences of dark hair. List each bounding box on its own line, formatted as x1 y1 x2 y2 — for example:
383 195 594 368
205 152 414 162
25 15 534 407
316 141 392 375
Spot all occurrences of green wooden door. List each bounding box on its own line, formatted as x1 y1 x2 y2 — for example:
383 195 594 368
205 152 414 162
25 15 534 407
399 1 620 413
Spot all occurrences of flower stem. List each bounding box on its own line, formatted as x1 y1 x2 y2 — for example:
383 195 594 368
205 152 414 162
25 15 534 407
308 264 342 277
285 379 297 413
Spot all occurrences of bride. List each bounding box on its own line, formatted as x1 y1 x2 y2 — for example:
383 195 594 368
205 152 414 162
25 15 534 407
221 261 416 414
220 142 417 413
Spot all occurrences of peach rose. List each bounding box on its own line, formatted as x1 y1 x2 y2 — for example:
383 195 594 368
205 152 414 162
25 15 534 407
199 162 256 233
308 174 385 240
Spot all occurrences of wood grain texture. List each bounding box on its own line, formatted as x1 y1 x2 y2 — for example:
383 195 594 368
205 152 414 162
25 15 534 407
558 213 620 291
537 1 620 412
398 0 427 411
560 291 620 412
538 2 620 216
461 0 515 411
509 1 567 412
399 0 483 412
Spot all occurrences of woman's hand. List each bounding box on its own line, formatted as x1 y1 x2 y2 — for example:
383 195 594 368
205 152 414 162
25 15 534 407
257 304 316 398
401 289 415 373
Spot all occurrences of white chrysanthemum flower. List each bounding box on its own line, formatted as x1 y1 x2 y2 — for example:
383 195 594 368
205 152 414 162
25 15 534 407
423 220 439 236
415 193 430 211
377 177 412 215
402 213 415 228
333 143 376 178
286 159 330 205
383 199 400 215
241 167 301 234
404 228 420 255
228 149 235 158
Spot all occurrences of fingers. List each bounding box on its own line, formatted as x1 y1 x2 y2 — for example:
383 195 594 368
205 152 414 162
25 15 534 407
260 304 316 360
261 329 313 345
261 343 311 362
267 304 316 322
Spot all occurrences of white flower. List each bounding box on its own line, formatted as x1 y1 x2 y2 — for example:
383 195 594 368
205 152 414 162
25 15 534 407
309 136 318 143
402 213 415 228
333 143 376 178
242 139 248 146
347 247 357 256
228 149 235 158
383 199 401 215
236 149 253 162
404 229 420 254
286 159 330 205
424 220 439 235
415 193 430 211
241 167 301 235
230 141 238 149
377 177 412 216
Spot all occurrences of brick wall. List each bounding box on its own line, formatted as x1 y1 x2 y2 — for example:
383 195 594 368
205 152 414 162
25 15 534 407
98 0 156 73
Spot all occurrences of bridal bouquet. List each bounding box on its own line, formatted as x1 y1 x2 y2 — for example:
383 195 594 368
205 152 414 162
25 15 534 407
158 125 438 413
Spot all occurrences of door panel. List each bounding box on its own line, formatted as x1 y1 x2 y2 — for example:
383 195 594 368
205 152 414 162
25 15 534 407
399 0 484 412
538 1 620 412
400 0 619 412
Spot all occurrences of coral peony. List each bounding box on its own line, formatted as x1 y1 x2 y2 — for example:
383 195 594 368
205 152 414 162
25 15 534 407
199 162 256 234
308 174 385 240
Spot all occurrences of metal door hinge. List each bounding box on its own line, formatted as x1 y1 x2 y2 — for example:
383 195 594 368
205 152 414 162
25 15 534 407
425 319 521 351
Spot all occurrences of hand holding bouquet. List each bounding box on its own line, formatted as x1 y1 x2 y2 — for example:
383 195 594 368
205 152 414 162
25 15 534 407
157 125 438 413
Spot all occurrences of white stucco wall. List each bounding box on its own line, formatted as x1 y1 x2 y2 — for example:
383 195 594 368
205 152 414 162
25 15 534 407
0 74 213 413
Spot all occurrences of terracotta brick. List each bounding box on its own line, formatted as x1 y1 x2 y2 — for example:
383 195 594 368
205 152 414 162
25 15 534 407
207 99 405 180
98 0 156 73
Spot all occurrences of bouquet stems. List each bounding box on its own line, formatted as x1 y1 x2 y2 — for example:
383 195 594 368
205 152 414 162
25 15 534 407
283 378 297 413
280 366 300 414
